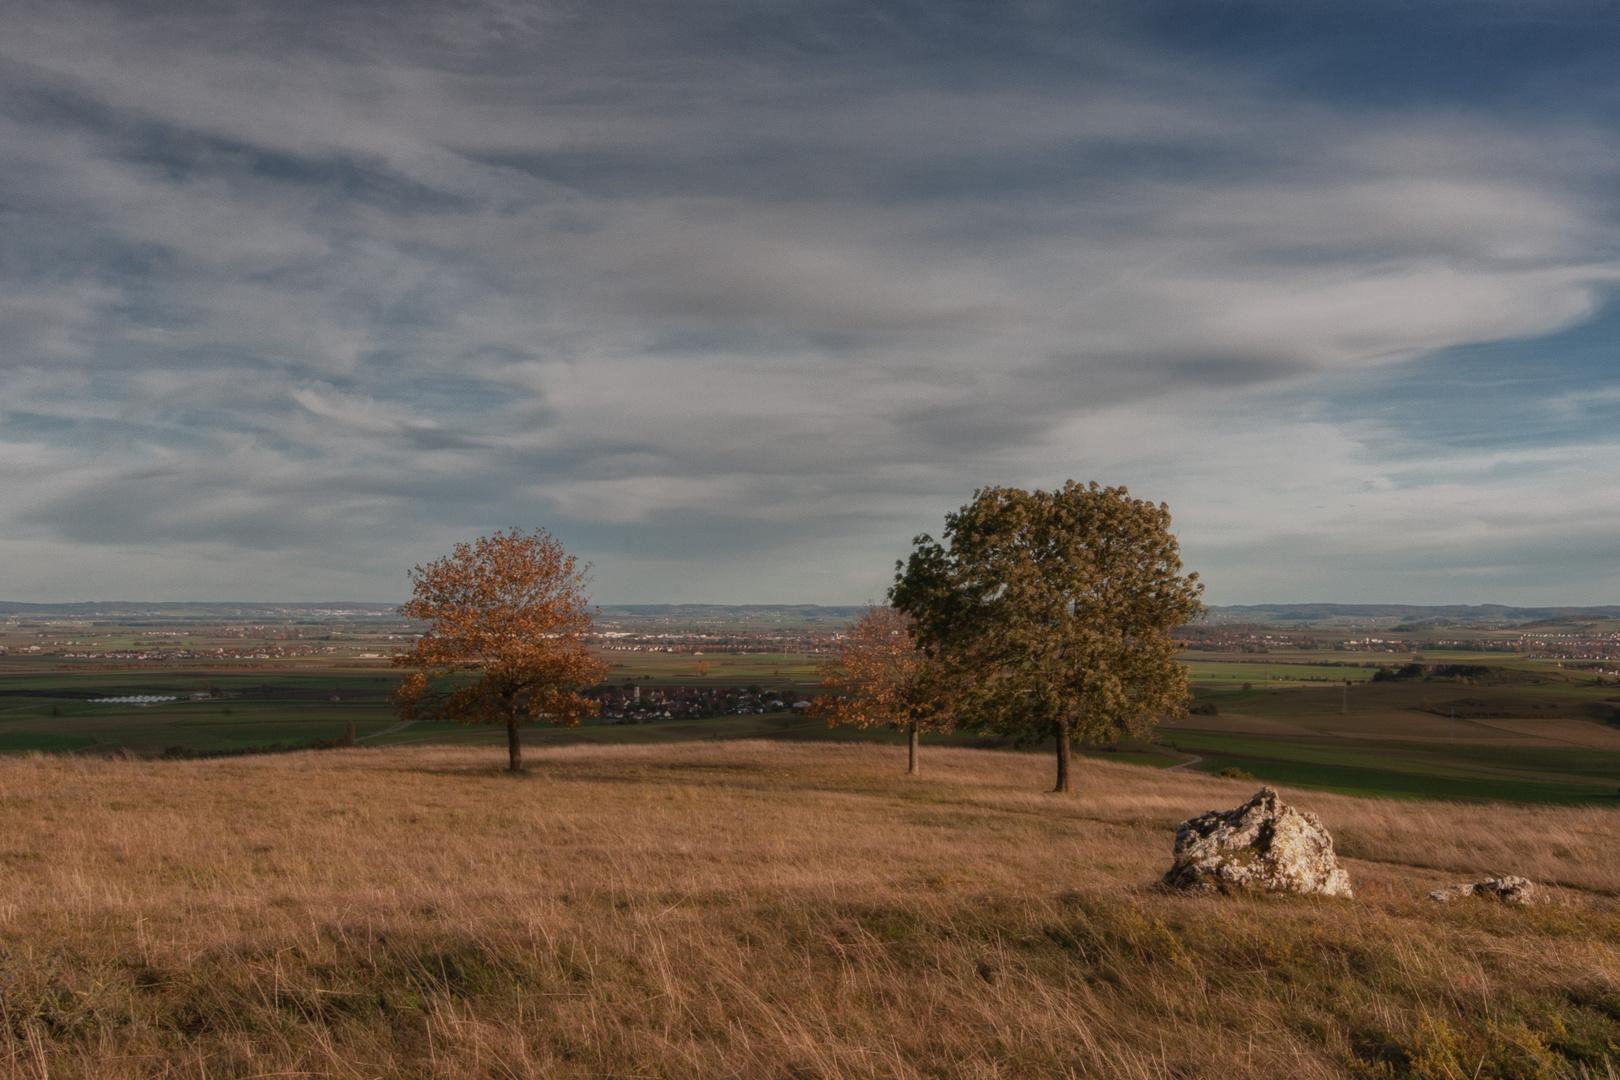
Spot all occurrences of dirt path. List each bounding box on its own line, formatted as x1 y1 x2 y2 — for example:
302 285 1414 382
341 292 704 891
358 720 414 742
1166 754 1203 771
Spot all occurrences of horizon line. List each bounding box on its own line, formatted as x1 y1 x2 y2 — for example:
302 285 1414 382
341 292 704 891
2 600 1618 612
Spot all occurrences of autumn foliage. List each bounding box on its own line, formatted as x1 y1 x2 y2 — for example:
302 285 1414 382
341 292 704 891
393 528 609 771
814 605 951 775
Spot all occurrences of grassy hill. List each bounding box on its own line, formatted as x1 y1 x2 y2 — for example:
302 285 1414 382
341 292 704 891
2 742 1618 1077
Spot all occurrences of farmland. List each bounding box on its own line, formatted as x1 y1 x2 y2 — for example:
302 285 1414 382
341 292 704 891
1167 624 1620 803
0 604 842 759
1163 675 1620 804
4 604 1620 804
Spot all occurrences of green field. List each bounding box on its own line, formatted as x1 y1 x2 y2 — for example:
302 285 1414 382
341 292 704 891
0 648 1189 770
5 633 1620 804
0 645 835 756
597 649 822 687
1164 657 1620 803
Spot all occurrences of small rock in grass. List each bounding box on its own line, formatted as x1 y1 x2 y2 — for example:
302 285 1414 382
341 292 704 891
1163 787 1352 898
1428 876 1538 905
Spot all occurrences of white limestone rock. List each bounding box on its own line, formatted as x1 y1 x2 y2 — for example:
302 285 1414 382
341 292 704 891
1164 787 1353 898
1428 876 1538 905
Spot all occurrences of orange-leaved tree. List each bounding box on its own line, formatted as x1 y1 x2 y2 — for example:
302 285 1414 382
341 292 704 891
393 528 609 772
814 605 952 776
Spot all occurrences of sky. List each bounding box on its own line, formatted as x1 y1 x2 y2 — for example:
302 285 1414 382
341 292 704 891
3 0 1620 606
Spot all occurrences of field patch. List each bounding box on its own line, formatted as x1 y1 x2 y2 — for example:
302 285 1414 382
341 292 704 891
1160 712 1319 736
0 731 95 752
1164 675 1620 803
1466 717 1620 749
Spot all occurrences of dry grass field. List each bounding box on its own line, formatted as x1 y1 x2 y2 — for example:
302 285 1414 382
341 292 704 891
2 741 1619 1079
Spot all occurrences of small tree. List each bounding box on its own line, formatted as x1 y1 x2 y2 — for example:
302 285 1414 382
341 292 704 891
814 605 951 775
891 482 1204 793
393 528 609 772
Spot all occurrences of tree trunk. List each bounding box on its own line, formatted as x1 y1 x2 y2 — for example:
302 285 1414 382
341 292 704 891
507 719 523 772
1054 714 1073 794
907 721 920 776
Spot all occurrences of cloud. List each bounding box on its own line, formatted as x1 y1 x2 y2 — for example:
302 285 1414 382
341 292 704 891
1 0 1618 602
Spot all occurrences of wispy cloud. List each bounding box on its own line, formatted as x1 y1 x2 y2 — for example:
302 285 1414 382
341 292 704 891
1 0 1618 602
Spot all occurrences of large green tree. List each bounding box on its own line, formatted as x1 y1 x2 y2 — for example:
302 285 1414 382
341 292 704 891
890 482 1205 793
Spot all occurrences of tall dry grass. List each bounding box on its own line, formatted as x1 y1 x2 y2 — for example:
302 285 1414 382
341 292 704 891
0 740 1617 1078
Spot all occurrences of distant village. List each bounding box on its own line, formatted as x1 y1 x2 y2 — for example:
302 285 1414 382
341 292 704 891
1174 623 1620 661
591 684 813 722
7 611 1620 672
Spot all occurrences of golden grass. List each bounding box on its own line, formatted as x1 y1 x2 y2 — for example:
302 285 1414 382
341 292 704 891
1 741 1618 1078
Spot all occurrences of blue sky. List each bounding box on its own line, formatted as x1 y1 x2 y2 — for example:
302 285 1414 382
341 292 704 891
2 0 1618 605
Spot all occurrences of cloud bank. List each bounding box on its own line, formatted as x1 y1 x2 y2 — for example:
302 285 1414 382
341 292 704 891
2 0 1619 604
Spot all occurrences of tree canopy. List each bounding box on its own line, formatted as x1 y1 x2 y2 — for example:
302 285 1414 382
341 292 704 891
890 481 1204 792
393 528 609 772
814 605 952 775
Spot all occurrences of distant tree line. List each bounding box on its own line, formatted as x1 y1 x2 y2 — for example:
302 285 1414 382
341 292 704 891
1370 663 1496 683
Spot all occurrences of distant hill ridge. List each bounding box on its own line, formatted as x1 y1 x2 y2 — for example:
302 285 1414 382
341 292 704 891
2 600 1615 627
1203 603 1620 624
0 601 401 618
0 601 866 618
0 601 872 626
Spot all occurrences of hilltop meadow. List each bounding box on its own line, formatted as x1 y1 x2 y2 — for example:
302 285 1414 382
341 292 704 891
7 602 1620 1076
2 740 1619 1079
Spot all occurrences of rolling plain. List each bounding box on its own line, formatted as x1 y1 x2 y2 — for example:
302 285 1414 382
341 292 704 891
2 740 1620 1078
3 605 1619 805
3 605 1620 1076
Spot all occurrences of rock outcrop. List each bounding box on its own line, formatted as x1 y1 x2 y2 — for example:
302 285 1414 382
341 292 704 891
1163 787 1353 897
1428 876 1538 905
